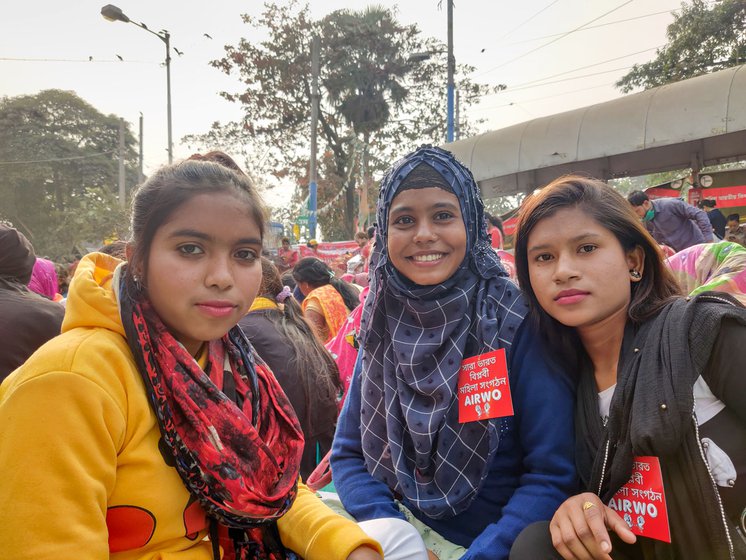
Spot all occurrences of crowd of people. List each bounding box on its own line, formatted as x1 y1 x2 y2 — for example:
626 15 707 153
0 146 745 560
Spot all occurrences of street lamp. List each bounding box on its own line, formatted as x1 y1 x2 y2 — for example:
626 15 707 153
101 4 173 164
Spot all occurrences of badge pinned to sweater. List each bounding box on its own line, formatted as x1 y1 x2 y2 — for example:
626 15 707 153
608 456 671 543
457 349 514 423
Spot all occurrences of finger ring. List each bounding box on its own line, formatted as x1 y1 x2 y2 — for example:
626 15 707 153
582 501 596 511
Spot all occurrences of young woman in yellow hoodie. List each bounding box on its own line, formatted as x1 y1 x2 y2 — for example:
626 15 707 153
0 152 382 560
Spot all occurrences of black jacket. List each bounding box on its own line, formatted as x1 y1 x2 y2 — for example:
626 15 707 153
577 294 746 559
0 226 64 382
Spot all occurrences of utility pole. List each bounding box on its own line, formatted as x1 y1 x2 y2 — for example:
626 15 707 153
309 35 320 239
164 31 173 164
446 0 455 143
360 135 370 231
455 89 460 141
118 118 126 210
138 113 144 185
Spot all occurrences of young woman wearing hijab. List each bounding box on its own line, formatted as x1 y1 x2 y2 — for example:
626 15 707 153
330 146 577 560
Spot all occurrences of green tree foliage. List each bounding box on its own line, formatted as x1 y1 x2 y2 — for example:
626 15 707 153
323 6 413 139
188 0 497 239
0 90 138 261
616 0 746 93
483 194 525 218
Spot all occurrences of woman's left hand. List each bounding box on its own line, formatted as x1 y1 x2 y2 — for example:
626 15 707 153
345 545 384 560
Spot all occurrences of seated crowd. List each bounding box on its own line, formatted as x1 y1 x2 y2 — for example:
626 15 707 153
0 148 744 560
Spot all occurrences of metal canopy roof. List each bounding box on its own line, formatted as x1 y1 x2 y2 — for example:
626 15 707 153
446 64 746 198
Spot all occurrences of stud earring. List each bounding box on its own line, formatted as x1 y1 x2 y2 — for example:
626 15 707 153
629 270 642 280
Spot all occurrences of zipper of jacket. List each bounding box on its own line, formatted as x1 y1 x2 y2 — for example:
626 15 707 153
597 438 611 496
694 293 736 306
692 292 737 557
693 402 735 559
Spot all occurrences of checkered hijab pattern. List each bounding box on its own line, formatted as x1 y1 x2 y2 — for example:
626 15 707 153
359 146 527 519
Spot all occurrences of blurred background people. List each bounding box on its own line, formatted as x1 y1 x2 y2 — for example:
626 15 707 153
699 198 727 239
627 190 713 251
292 257 358 343
484 211 505 250
353 230 370 263
307 239 320 255
726 213 746 246
239 258 342 478
28 257 62 302
0 224 64 382
98 240 128 260
666 241 746 305
277 237 299 272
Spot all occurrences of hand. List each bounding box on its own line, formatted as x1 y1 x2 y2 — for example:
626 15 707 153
549 492 636 560
427 549 440 560
346 544 384 560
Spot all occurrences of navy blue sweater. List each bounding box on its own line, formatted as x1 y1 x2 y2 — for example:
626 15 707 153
330 322 577 560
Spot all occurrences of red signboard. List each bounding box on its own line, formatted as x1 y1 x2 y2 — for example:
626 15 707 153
298 241 360 262
688 185 746 209
296 240 361 275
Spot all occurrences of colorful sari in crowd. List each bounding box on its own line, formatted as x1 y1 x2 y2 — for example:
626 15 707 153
325 287 368 408
665 241 746 304
301 284 350 343
27 258 59 301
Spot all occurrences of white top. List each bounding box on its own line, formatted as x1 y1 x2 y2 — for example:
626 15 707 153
598 384 616 425
597 376 725 427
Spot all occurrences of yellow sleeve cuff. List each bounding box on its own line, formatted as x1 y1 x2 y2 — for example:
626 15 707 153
278 481 382 560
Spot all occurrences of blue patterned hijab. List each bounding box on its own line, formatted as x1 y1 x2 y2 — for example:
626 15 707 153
359 145 527 519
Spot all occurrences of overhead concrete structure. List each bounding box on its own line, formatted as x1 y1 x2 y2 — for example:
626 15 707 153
446 64 746 198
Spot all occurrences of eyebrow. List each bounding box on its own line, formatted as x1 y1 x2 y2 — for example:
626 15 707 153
389 201 460 214
169 229 262 246
528 232 602 252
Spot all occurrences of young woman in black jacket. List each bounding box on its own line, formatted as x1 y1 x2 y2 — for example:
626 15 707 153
510 176 746 560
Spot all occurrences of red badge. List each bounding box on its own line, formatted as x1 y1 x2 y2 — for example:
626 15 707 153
608 456 671 543
457 349 514 423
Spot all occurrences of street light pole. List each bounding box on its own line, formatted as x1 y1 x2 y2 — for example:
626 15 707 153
446 0 455 143
101 4 173 164
164 31 173 164
308 35 320 240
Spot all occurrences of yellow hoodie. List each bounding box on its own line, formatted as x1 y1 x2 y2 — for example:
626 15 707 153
0 253 379 560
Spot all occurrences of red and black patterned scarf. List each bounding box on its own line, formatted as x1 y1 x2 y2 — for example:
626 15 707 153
119 279 304 559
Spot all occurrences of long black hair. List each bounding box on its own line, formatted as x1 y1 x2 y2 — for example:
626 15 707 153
292 257 359 311
257 257 342 410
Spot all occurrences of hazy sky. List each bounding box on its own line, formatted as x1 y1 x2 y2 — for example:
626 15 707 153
2 0 681 205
